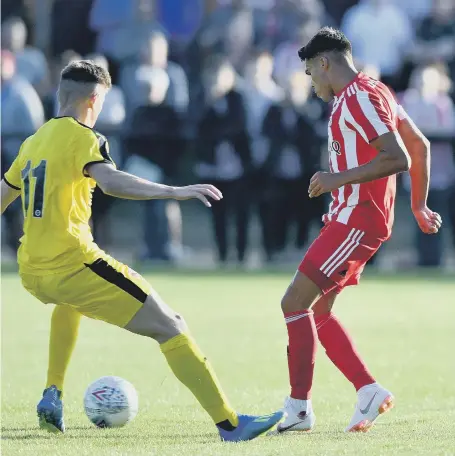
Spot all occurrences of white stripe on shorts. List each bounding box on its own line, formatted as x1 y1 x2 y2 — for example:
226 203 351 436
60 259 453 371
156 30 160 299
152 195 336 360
320 229 364 277
325 231 365 277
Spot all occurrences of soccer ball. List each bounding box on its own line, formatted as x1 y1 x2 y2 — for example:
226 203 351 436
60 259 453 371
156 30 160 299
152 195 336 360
84 376 138 428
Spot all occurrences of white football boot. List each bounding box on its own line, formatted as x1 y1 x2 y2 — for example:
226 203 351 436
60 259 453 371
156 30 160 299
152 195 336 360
269 397 316 435
346 383 395 432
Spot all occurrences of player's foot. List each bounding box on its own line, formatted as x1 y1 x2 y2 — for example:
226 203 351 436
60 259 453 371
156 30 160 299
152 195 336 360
218 411 283 442
37 385 65 433
346 383 394 433
269 397 316 435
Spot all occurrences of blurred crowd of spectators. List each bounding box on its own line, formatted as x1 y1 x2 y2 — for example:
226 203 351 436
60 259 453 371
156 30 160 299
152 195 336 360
1 0 455 268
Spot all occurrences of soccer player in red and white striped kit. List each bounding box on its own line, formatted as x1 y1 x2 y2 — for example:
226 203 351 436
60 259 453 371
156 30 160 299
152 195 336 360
276 28 443 434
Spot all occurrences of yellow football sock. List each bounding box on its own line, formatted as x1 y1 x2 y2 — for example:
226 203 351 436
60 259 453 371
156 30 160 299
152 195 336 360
161 333 238 427
46 305 81 393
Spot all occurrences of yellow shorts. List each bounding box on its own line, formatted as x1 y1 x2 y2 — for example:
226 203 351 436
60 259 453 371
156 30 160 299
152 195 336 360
20 256 152 327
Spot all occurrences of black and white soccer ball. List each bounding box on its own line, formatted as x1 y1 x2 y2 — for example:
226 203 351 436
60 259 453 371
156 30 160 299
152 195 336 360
84 376 138 428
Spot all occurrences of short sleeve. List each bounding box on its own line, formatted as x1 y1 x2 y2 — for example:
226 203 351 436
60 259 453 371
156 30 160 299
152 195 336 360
75 132 115 177
396 104 409 122
346 91 397 143
4 157 22 190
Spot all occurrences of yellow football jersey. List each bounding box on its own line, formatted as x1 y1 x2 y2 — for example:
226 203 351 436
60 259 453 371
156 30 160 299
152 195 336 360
4 116 115 275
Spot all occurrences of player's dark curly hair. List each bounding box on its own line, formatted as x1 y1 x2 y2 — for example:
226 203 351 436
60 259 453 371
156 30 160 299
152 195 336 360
61 60 112 88
298 27 352 61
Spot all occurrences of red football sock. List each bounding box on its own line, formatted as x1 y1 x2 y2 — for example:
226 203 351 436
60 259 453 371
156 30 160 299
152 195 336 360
315 312 375 391
285 309 317 400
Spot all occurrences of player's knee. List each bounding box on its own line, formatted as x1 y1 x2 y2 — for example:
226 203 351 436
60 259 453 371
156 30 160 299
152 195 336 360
151 313 190 344
281 286 308 313
281 272 322 313
312 292 337 316
173 313 188 333
151 311 183 341
153 308 190 341
124 296 187 343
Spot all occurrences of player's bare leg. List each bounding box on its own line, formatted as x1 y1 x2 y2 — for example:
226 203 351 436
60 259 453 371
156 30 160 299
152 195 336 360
37 305 82 433
275 271 322 433
313 293 395 432
124 291 283 442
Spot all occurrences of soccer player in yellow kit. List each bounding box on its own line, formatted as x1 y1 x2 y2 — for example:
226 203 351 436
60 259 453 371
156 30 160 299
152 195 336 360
0 60 282 441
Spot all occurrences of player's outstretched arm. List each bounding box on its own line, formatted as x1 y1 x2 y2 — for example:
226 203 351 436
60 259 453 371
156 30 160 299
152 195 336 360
87 162 222 207
397 114 430 211
398 114 442 234
309 131 410 198
1 180 21 214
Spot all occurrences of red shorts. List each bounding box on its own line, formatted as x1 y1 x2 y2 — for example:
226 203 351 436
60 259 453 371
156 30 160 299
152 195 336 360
299 221 382 295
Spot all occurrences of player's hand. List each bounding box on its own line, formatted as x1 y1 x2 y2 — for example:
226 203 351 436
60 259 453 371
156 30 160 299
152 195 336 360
413 206 442 234
172 184 223 207
308 171 342 198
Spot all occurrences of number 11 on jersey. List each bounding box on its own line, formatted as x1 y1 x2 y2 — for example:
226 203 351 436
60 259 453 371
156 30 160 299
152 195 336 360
21 160 47 218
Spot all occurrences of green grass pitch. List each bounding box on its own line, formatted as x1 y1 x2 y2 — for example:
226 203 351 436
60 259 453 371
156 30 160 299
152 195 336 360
2 271 455 455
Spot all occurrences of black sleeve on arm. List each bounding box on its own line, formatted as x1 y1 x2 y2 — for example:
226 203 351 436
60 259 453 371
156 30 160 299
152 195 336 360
82 134 114 177
261 105 284 172
233 92 253 173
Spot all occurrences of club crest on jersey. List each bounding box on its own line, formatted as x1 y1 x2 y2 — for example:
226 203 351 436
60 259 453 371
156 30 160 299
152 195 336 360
329 140 342 156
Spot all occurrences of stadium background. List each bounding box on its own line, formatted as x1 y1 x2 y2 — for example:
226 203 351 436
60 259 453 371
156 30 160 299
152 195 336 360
2 0 455 271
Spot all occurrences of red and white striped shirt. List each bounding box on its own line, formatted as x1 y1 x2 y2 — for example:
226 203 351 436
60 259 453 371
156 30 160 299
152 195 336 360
324 72 404 240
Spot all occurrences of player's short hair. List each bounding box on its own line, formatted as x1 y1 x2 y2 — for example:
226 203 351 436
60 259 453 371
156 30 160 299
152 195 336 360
61 60 111 86
298 27 352 62
58 60 111 109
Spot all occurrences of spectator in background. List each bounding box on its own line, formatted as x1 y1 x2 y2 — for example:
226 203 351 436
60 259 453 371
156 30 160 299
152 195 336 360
185 0 251 123
243 50 284 262
154 0 205 57
273 19 321 88
122 31 190 261
1 50 45 156
125 68 186 263
89 0 164 83
211 0 331 52
319 0 357 25
410 0 455 100
195 57 252 266
51 0 96 59
341 0 413 89
1 50 45 252
1 16 49 97
1 0 32 33
399 63 455 267
121 30 189 116
186 0 281 123
191 0 254 72
261 69 325 260
257 0 332 50
392 0 432 25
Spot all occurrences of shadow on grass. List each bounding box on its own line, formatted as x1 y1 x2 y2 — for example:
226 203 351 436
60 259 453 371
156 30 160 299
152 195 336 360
1 426 215 444
2 426 90 432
